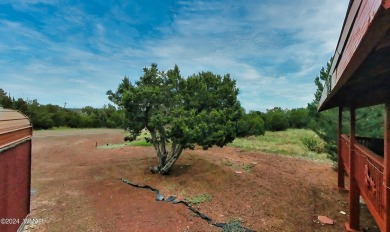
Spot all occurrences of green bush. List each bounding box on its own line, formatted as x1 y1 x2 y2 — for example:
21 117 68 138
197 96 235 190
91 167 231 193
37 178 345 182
237 110 265 137
300 134 325 153
288 107 309 128
222 220 246 232
264 107 289 131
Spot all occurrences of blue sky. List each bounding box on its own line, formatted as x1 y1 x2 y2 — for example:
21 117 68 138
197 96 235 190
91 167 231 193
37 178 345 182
0 0 349 111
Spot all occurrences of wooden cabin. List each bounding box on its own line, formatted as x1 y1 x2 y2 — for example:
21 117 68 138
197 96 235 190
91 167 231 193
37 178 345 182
318 0 390 231
0 109 32 232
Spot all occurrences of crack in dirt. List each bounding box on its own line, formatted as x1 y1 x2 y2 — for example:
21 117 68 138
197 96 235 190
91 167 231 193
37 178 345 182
121 178 256 232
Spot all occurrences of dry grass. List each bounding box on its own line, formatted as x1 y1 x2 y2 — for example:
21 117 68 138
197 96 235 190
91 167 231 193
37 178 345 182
230 129 329 161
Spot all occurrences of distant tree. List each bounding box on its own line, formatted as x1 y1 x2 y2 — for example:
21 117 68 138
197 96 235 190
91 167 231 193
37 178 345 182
308 59 338 160
63 110 82 128
355 105 384 138
107 64 242 174
45 104 66 127
0 89 13 108
105 105 125 128
247 112 265 136
28 100 55 129
288 108 309 128
81 106 95 116
313 58 332 104
13 98 29 115
264 107 289 131
81 106 100 127
237 109 265 137
0 88 140 130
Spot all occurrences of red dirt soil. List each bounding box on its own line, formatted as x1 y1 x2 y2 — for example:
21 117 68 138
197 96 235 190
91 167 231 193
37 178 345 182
26 129 379 232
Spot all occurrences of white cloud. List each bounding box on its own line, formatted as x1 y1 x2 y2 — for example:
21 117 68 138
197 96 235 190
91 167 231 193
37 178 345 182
0 0 349 109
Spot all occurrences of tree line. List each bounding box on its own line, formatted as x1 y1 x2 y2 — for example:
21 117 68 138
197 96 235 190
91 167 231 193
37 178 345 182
0 89 124 129
0 87 312 134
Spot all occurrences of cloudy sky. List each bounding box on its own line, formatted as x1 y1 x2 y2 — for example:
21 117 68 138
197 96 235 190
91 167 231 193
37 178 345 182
0 0 349 111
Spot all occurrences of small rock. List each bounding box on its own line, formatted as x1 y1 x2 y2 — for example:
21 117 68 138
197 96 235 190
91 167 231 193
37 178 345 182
340 211 346 215
318 215 334 225
156 193 164 201
235 171 242 174
251 162 257 165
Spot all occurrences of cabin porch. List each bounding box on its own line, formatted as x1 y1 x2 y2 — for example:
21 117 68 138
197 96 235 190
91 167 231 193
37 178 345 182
334 104 390 231
317 0 390 230
338 133 386 231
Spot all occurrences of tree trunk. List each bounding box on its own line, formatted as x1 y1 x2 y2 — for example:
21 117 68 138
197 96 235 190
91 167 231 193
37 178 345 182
159 146 183 174
148 128 184 175
151 143 183 175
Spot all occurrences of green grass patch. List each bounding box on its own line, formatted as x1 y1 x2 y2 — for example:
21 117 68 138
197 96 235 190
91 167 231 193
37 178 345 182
242 163 254 172
97 139 151 149
128 140 151 146
185 194 213 205
230 129 329 161
123 129 152 146
222 219 246 232
97 143 130 149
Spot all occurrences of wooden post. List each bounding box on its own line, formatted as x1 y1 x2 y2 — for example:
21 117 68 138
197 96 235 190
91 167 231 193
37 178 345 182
346 107 360 231
384 103 390 232
338 106 346 190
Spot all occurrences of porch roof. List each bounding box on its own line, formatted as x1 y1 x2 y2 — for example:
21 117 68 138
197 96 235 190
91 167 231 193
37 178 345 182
318 0 390 111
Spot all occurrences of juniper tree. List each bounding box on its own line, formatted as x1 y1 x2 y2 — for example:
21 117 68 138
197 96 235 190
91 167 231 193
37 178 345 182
107 64 241 174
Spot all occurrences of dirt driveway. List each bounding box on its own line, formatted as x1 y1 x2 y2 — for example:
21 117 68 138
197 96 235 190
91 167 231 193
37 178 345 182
27 129 379 231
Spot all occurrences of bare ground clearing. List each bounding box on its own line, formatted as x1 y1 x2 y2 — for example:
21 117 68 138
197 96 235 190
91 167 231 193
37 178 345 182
27 129 379 231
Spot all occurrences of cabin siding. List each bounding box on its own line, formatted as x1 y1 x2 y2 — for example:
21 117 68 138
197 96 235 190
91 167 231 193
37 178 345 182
0 109 32 232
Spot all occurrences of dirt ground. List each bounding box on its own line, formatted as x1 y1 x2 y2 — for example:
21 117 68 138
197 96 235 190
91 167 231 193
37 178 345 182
26 129 379 232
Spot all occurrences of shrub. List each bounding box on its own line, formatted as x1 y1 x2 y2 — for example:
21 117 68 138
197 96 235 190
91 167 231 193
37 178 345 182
222 220 246 232
237 110 265 137
264 107 289 131
301 134 325 153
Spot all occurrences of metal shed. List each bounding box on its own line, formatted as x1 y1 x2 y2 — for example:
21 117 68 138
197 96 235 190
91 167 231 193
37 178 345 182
0 109 32 232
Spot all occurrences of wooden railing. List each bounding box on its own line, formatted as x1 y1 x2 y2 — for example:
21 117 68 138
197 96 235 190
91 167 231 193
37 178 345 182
340 134 385 231
356 136 384 157
340 134 350 174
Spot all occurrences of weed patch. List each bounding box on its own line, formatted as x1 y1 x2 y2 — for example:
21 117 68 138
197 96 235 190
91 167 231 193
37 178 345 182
97 139 151 149
221 160 234 166
230 129 329 161
128 140 151 146
185 194 213 206
300 134 325 153
242 163 254 172
97 143 130 149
